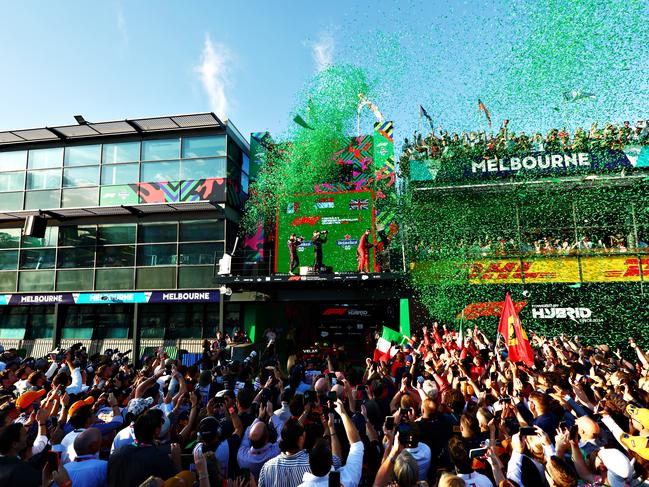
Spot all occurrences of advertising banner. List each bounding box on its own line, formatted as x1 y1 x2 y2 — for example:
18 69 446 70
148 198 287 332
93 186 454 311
0 290 220 306
275 191 375 273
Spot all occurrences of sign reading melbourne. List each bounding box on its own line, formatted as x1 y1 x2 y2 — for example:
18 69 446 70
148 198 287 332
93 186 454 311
472 153 591 174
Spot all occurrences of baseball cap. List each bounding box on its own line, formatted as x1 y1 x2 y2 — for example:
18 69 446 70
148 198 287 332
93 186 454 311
68 396 94 417
16 389 46 409
127 397 154 417
163 470 196 487
598 448 633 487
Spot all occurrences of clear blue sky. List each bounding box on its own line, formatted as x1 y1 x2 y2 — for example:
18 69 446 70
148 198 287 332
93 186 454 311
1 1 647 142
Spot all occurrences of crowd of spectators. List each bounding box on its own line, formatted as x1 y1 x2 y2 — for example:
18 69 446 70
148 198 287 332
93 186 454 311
402 120 649 162
3 322 649 486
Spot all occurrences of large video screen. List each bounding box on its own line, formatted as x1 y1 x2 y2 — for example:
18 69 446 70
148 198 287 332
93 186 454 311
275 191 376 273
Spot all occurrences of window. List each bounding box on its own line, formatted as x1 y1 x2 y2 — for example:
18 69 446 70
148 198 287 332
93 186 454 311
0 172 25 192
63 166 99 187
101 164 139 185
64 145 101 167
242 173 249 194
0 192 24 211
139 223 177 243
102 142 140 164
0 250 18 270
62 187 99 208
61 305 95 339
0 151 27 171
18 270 55 292
0 271 16 291
137 244 176 266
178 242 223 265
95 268 133 290
27 169 61 189
59 225 97 247
24 190 60 210
56 269 94 291
179 220 224 241
95 305 131 338
182 136 226 158
178 266 216 288
20 249 56 269
139 304 166 338
22 226 57 248
28 148 63 169
180 158 226 180
142 139 180 161
136 267 176 289
140 161 180 182
26 306 54 339
0 229 21 249
97 224 136 245
57 247 94 268
96 245 135 267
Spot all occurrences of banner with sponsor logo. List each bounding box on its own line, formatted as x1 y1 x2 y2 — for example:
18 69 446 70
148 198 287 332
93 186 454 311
275 190 375 273
0 290 220 306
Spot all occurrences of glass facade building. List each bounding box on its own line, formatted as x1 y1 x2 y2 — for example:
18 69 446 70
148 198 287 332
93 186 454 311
0 114 249 352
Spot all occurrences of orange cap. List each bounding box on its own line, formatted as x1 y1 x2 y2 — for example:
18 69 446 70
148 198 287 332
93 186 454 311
16 389 46 409
163 471 196 487
68 396 94 417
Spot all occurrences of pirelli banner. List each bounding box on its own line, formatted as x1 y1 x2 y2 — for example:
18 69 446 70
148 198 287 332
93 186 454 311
427 146 649 183
413 255 649 284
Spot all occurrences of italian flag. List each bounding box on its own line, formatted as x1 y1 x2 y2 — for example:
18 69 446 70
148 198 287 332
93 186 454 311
373 326 407 362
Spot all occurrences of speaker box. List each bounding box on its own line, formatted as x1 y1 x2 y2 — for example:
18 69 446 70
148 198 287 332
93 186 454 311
24 215 47 238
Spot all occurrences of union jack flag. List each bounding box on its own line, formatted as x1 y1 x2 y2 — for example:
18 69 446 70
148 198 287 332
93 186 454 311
349 198 368 211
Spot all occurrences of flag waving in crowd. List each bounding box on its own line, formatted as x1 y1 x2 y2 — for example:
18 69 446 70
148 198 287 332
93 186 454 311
373 326 407 362
497 292 535 367
477 98 492 128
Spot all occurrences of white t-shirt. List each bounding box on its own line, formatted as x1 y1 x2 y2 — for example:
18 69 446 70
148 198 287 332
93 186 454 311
457 471 494 487
111 424 135 453
60 428 85 464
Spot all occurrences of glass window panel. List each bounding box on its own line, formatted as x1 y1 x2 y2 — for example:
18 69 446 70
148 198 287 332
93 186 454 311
142 139 180 161
180 158 226 180
97 224 136 245
182 136 226 158
95 305 131 338
242 153 250 174
57 247 94 268
101 164 139 185
102 142 140 164
0 250 18 270
95 268 134 290
0 151 27 171
136 267 176 290
63 166 99 187
138 223 177 243
59 225 97 247
28 148 63 169
179 220 224 242
64 145 101 167
0 192 24 211
0 229 21 249
26 306 54 339
19 270 54 292
22 226 57 248
140 304 166 338
24 190 60 210
62 187 99 208
178 242 223 265
27 169 61 189
140 160 180 182
227 139 243 166
56 269 93 291
242 173 249 194
20 249 56 269
0 271 17 291
178 266 217 289
61 305 94 339
96 245 135 267
0 172 25 192
137 244 176 266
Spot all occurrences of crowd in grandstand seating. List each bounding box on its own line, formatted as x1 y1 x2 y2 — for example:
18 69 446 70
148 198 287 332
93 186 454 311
414 233 649 259
402 120 649 160
4 322 649 486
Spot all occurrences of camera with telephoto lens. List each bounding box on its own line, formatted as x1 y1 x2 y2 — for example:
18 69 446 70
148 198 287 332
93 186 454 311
243 351 257 366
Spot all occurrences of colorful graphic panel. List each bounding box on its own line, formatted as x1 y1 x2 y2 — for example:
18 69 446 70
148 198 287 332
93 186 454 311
98 178 226 206
275 191 375 273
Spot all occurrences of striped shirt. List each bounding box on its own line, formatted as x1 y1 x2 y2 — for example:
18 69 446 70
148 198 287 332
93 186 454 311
258 449 341 487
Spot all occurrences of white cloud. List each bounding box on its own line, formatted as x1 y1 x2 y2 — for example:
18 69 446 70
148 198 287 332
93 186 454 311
116 6 128 46
195 35 230 118
310 32 334 71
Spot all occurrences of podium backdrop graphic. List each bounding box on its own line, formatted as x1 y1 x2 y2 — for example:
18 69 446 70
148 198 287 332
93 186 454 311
275 190 376 273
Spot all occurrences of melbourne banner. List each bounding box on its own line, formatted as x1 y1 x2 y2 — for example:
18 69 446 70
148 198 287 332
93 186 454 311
411 146 649 183
0 290 220 306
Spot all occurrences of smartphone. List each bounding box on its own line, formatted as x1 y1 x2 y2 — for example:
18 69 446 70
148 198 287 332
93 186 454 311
519 426 536 436
46 450 60 475
499 396 511 403
491 372 498 381
469 447 489 459
329 470 341 487
458 377 467 382
384 416 395 431
558 421 568 430
569 424 578 441
398 423 416 448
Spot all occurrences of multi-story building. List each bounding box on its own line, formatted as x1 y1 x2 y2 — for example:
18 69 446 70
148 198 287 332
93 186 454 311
0 113 249 358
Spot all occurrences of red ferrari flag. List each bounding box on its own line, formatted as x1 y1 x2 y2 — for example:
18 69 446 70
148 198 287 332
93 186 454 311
498 292 534 367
